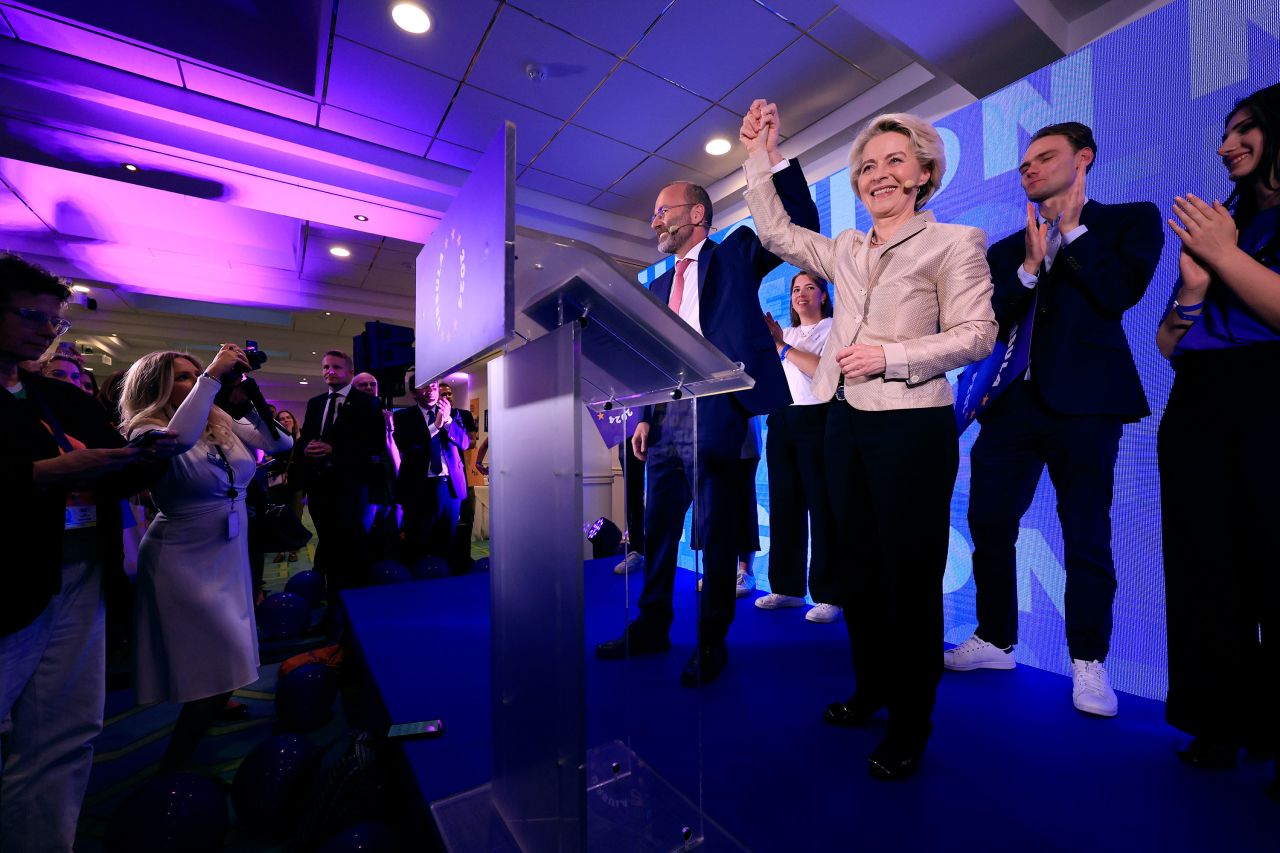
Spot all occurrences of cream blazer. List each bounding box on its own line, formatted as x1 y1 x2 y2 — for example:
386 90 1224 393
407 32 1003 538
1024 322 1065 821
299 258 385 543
743 154 997 412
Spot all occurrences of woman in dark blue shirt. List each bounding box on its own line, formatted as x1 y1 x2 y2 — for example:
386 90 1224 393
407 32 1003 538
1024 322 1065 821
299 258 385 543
1157 82 1280 802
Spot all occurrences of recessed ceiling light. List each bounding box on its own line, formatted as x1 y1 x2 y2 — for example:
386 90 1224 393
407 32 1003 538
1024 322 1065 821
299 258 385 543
84 366 94 371
299 378 309 384
704 138 732 156
123 163 139 171
354 214 369 222
329 246 351 258
71 284 91 293
324 312 332 316
392 2 431 34
311 351 317 355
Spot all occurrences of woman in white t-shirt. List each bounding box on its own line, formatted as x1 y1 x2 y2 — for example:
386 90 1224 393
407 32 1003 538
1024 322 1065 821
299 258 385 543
756 271 840 623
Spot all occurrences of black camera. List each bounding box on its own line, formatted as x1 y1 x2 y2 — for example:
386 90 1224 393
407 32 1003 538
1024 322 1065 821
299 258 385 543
241 339 268 373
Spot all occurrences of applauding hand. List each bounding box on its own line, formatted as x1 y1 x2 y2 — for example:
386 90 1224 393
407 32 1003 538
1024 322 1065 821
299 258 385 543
1170 194 1239 271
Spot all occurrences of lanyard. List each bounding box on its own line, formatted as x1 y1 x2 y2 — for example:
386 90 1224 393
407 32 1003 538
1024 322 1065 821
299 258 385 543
207 442 239 497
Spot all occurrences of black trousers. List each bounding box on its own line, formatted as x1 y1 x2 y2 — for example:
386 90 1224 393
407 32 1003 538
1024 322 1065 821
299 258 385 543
1160 345 1280 749
637 397 747 647
826 402 957 749
401 479 464 572
968 379 1122 662
765 403 837 602
308 481 370 599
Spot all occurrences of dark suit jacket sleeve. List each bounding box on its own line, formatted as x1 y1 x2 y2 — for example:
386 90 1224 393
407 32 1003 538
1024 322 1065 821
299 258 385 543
1052 201 1165 319
987 235 1035 334
442 417 470 452
733 159 821 280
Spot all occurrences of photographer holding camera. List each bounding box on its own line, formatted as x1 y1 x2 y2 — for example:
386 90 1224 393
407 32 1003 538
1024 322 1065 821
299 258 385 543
1 254 180 849
118 344 293 771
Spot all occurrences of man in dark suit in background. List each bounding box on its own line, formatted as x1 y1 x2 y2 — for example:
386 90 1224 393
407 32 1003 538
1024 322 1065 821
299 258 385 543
392 376 470 573
439 381 477 570
296 350 386 607
945 123 1164 717
595 155 819 686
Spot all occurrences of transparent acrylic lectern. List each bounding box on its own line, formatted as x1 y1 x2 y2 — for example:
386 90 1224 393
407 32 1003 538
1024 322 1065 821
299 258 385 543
432 229 751 852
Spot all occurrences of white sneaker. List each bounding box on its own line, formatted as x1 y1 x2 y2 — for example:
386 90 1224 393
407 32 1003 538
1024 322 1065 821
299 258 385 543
755 593 805 610
735 570 755 598
613 552 643 575
943 636 1016 671
805 603 842 623
1071 659 1118 717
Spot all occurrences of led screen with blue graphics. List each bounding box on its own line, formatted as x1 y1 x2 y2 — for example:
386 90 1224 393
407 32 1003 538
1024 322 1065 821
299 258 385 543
636 0 1280 701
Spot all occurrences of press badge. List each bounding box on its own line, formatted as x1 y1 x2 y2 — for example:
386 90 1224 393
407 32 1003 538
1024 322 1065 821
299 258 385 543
65 505 98 529
227 511 240 540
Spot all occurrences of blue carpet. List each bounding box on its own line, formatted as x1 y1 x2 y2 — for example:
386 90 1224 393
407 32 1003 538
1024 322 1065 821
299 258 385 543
344 560 1278 852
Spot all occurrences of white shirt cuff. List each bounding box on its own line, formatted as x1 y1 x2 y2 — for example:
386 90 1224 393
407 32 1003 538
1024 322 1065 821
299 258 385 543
1062 223 1088 244
1017 266 1039 288
882 342 909 380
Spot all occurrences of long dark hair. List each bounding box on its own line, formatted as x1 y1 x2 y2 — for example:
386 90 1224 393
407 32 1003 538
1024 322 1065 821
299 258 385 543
788 271 833 326
1225 83 1280 226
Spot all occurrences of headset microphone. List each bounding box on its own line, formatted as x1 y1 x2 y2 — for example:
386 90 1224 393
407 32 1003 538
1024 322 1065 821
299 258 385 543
902 179 917 191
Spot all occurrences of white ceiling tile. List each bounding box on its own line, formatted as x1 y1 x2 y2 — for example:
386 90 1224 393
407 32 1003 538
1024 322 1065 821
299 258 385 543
627 0 799 101
181 63 317 124
655 105 749 178
465 5 616 120
516 168 600 204
506 0 670 55
317 105 433 155
571 62 710 152
426 138 483 170
721 37 875 136
325 37 457 135
607 155 713 205
807 9 914 81
438 85 564 165
529 124 646 189
335 0 498 81
758 0 837 28
591 191 654 221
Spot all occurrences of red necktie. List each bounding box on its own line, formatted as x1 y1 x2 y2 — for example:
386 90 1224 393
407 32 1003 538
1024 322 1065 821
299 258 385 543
668 257 692 312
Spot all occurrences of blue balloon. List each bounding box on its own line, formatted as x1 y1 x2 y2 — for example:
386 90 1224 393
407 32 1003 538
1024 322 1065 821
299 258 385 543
105 772 227 853
370 559 412 586
284 570 326 604
318 821 397 852
259 591 310 639
408 555 450 580
275 662 339 732
231 733 318 833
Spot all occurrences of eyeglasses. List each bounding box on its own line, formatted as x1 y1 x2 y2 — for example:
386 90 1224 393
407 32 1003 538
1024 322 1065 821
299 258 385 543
8 307 71 336
650 203 695 223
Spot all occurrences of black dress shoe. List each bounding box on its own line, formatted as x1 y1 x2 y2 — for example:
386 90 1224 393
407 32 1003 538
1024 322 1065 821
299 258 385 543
679 643 728 687
596 624 671 660
823 694 884 728
1177 737 1238 769
867 740 923 781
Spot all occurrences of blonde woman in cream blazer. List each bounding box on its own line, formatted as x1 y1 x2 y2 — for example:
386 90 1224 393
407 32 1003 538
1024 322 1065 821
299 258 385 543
740 101 996 780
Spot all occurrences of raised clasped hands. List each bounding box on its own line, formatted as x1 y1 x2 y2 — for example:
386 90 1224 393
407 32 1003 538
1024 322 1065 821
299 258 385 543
435 396 451 430
1169 193 1239 272
836 343 887 380
739 99 782 164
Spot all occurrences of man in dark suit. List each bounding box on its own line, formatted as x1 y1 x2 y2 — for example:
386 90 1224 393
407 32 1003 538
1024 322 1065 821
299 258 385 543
946 123 1164 717
596 162 819 686
392 376 470 573
296 350 386 603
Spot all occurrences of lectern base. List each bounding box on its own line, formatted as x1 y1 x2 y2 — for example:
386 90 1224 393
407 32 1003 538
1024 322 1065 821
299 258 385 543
431 741 746 852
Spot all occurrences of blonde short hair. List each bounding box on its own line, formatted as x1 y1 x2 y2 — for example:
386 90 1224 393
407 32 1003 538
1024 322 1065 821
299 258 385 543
847 113 946 210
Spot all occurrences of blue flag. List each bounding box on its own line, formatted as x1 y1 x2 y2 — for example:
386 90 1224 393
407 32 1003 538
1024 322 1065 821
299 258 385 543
954 291 1036 433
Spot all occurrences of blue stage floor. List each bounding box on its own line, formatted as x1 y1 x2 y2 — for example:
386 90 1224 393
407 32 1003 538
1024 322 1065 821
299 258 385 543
343 561 1277 852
